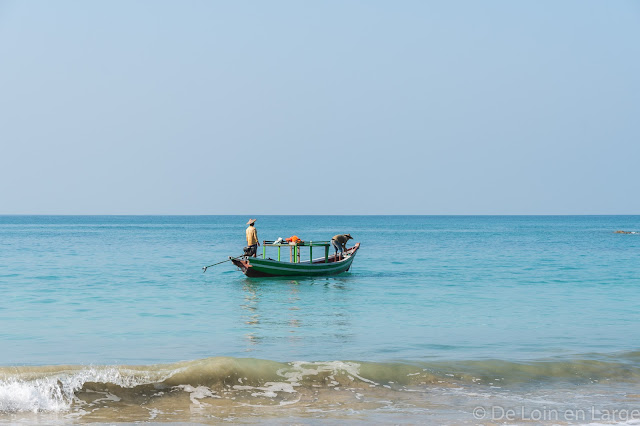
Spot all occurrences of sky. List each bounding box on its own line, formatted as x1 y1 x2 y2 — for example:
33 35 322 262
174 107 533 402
0 1 638 215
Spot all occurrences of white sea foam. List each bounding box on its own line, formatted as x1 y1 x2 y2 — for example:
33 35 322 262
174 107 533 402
0 366 176 413
176 384 220 407
283 360 378 386
0 377 69 413
226 360 375 405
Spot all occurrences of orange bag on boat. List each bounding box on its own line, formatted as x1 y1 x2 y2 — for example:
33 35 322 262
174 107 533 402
285 235 302 243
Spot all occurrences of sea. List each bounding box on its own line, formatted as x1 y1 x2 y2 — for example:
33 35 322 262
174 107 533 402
1 215 639 425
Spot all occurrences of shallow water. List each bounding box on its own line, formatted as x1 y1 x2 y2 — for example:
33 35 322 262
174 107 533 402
1 215 639 423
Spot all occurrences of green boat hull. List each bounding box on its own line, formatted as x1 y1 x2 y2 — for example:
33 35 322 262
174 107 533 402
231 244 359 277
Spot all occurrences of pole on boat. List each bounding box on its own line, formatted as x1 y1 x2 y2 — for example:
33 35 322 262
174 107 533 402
202 255 242 273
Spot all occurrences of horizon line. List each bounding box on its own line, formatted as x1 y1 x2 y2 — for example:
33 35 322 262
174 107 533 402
1 214 639 217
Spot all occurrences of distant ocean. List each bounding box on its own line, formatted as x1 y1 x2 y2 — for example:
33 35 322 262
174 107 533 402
1 215 639 424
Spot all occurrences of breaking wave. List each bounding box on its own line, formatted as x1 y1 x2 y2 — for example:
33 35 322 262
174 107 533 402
1 353 639 422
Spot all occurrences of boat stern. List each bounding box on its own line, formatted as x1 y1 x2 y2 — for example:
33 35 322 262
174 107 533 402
231 257 272 277
230 257 250 273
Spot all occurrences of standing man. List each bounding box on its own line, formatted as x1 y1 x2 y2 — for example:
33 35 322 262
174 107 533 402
245 219 259 257
331 234 353 261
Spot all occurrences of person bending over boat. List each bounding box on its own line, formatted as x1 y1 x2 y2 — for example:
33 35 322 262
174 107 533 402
331 234 353 261
245 219 260 257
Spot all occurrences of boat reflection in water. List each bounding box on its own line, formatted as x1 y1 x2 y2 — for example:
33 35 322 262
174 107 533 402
239 278 353 354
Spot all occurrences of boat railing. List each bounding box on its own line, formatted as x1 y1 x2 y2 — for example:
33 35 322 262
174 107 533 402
261 240 332 263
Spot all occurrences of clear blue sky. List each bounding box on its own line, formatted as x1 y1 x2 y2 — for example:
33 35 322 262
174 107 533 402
1 1 638 214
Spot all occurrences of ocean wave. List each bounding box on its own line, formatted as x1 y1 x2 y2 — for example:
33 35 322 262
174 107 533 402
0 365 176 413
1 354 639 421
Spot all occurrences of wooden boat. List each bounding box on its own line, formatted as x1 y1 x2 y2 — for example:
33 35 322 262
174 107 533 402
231 240 360 277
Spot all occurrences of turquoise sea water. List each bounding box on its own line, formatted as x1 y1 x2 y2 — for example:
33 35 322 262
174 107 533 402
1 215 640 423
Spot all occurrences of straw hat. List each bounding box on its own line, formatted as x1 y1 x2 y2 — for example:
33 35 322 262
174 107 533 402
246 218 257 225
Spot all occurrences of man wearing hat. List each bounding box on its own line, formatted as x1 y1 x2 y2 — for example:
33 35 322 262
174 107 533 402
331 234 353 261
245 219 259 257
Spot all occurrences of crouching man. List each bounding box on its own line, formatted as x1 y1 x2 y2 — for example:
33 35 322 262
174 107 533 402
331 234 353 261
